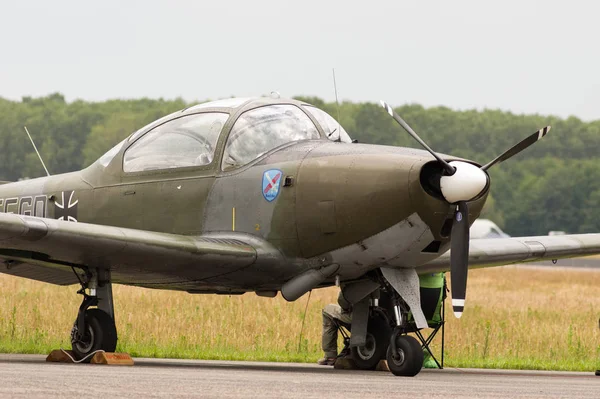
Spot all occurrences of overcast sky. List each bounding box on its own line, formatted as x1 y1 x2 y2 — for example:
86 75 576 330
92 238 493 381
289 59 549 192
1 1 599 120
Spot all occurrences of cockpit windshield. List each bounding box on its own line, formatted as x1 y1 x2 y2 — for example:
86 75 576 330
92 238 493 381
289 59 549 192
222 105 320 170
96 139 126 167
303 106 352 143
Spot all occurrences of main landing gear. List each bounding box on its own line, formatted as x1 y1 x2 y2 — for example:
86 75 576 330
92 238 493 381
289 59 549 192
70 268 117 361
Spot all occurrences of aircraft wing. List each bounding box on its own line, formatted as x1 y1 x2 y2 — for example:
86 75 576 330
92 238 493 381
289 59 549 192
0 213 257 286
419 233 600 273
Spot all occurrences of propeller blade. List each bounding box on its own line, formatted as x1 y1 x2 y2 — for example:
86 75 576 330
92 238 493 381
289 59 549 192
380 100 455 175
481 126 551 171
450 201 469 318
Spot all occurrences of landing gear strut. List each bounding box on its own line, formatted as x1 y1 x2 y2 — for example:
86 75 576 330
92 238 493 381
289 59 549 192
70 268 117 361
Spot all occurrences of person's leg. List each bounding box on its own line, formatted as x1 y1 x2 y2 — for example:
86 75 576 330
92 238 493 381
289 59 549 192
335 310 352 358
318 304 342 365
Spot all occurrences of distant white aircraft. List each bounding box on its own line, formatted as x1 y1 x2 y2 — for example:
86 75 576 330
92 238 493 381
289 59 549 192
470 219 510 239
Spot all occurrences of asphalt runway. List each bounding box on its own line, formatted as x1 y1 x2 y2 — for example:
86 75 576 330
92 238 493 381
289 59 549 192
0 354 598 398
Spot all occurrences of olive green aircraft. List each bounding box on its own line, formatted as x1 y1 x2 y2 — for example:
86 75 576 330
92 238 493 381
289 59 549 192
1 96 599 376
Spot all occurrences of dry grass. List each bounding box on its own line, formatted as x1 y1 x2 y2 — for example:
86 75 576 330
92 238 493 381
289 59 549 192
0 266 598 370
444 266 600 370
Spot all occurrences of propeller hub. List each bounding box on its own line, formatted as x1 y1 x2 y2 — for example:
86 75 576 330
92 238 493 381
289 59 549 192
439 161 488 203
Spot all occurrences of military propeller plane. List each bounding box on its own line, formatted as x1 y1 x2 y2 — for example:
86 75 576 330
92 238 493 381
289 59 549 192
1 96 600 376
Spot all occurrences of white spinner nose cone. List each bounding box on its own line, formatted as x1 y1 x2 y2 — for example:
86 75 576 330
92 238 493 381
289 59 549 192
440 161 488 203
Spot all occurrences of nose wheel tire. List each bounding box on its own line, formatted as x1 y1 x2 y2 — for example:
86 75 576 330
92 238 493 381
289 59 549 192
350 315 391 370
70 308 117 362
386 334 423 377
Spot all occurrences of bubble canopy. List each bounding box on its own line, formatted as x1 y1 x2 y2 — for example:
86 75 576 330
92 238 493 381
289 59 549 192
95 97 353 171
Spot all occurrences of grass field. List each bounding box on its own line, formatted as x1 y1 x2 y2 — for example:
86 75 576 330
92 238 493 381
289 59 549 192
0 266 598 371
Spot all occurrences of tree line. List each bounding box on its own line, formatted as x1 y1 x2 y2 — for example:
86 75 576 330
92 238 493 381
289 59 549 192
1 93 598 236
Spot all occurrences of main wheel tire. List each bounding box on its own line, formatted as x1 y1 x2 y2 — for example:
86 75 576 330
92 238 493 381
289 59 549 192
71 308 118 362
386 335 423 377
350 315 391 370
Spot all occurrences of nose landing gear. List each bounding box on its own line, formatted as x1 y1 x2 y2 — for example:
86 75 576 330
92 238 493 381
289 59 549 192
386 330 423 376
70 268 117 361
378 269 426 376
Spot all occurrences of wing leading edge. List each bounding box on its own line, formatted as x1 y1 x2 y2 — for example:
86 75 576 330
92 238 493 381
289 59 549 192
419 233 600 273
0 213 257 286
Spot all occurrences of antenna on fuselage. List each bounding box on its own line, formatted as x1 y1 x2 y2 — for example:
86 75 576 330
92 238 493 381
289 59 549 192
331 68 342 142
23 126 50 176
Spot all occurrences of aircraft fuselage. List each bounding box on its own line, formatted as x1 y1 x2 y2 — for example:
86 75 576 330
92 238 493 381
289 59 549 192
0 140 487 291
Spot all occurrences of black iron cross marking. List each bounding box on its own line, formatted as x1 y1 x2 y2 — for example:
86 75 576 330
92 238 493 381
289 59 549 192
54 191 78 222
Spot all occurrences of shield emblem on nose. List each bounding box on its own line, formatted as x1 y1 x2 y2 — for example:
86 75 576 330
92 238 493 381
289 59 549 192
262 169 283 202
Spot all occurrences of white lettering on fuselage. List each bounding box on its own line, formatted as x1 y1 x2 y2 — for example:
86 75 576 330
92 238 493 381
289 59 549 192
0 195 47 217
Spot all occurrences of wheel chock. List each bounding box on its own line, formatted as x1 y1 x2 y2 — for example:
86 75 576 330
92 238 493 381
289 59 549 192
375 360 389 372
333 357 356 369
46 349 76 363
333 357 389 372
45 350 134 365
91 352 134 365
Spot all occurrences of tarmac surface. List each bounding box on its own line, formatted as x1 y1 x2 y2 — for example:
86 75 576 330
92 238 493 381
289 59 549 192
0 354 598 398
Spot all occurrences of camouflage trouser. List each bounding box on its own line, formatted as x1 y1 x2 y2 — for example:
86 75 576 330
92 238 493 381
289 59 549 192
322 304 352 358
